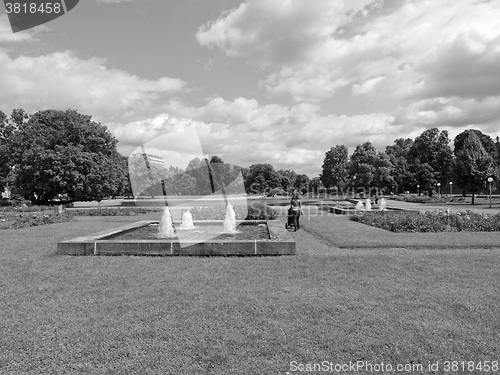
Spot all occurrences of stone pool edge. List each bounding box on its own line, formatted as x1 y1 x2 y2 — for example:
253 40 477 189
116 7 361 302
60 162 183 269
56 220 296 256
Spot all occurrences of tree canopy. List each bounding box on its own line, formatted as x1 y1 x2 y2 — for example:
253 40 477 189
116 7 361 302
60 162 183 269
320 145 348 188
453 131 495 204
9 109 124 204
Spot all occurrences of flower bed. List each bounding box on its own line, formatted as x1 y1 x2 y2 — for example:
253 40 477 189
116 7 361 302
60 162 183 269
349 209 500 232
0 211 75 230
69 207 157 216
0 205 54 213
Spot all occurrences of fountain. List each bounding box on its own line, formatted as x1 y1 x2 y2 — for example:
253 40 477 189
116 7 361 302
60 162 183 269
178 209 195 229
355 201 364 211
379 198 387 211
158 206 176 238
223 202 238 234
365 198 372 211
57 202 295 256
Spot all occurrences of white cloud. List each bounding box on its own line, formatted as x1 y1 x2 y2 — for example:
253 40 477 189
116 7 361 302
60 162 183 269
109 97 399 175
352 76 384 96
0 50 185 122
394 96 500 129
197 0 500 108
0 14 45 44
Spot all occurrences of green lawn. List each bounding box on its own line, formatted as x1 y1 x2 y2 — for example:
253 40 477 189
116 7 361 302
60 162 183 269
1 214 499 374
301 212 500 248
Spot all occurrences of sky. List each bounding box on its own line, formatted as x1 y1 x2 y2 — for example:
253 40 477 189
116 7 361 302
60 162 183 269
1 0 500 177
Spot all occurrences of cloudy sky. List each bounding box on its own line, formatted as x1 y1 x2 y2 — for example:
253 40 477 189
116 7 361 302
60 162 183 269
1 0 500 176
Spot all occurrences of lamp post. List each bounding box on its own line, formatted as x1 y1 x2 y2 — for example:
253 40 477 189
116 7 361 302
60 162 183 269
437 182 441 197
417 184 420 196
487 177 493 208
449 181 453 196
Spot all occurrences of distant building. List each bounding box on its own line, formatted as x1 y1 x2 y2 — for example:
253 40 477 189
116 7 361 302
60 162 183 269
130 153 165 168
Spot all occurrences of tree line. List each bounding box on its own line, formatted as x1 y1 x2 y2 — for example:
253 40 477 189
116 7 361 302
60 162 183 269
1 109 498 205
320 128 500 204
0 109 310 204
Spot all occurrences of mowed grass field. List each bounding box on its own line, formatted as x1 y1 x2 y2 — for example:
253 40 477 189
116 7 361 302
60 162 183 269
1 213 499 374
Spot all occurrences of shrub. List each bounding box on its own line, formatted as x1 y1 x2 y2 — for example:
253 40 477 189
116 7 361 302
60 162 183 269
349 209 500 232
390 194 450 204
70 207 155 216
0 199 13 207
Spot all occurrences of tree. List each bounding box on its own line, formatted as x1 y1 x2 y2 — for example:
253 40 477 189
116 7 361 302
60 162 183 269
0 109 26 193
10 109 124 204
128 153 166 198
276 169 297 193
320 145 348 189
348 142 394 194
0 110 11 192
115 154 132 197
163 172 197 195
453 132 495 204
244 164 281 194
385 138 414 193
185 157 213 195
294 174 310 194
454 129 495 157
408 128 453 195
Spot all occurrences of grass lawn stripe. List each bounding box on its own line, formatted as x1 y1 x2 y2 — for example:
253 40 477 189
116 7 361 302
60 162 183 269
300 212 500 248
1 214 499 373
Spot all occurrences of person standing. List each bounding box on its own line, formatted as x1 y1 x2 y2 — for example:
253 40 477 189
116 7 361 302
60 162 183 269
290 192 303 230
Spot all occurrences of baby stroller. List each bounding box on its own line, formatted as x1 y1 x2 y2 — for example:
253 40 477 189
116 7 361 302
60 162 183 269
285 207 299 231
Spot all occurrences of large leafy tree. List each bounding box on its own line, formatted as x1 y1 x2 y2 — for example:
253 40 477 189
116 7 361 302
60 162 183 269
294 174 310 194
454 129 495 156
385 138 414 193
0 109 27 193
10 109 125 204
453 131 495 204
128 154 166 197
244 163 281 194
407 128 453 195
320 145 348 189
0 110 11 192
185 157 213 195
348 142 394 194
454 130 498 194
276 169 297 193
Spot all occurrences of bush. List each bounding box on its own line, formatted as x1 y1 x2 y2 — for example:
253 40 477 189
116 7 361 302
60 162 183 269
0 199 13 207
190 202 277 221
349 209 500 232
390 194 451 204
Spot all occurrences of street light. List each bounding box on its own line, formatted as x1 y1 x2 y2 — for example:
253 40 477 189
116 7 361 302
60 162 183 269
437 182 441 197
417 184 420 196
449 181 453 196
487 177 494 208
